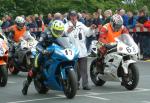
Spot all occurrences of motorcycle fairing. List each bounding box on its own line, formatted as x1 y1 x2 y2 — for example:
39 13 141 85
40 43 78 91
100 53 122 81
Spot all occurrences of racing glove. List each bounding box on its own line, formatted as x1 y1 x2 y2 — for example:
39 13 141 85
42 50 50 55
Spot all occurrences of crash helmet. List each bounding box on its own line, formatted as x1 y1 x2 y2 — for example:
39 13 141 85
15 16 25 30
110 14 123 31
50 20 64 38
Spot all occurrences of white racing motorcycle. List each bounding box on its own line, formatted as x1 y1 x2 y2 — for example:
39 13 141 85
90 34 139 90
8 31 38 75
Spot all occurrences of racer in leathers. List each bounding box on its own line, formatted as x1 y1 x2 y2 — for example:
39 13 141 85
22 20 65 95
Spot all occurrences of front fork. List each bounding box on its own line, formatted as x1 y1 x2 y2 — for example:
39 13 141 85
121 59 136 83
122 59 136 74
61 67 74 80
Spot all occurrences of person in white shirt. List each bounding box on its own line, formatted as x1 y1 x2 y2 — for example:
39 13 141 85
64 10 96 90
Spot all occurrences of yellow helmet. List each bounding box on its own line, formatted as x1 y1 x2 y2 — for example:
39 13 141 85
51 20 64 38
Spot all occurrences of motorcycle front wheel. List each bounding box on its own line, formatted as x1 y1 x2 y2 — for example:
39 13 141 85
123 63 139 90
63 68 77 99
0 65 8 87
90 59 106 86
34 74 49 94
8 59 19 75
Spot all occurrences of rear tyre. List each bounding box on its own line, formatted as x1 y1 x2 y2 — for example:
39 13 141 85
0 65 8 87
63 68 77 99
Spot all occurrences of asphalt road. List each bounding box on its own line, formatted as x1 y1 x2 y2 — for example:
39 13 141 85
0 58 150 103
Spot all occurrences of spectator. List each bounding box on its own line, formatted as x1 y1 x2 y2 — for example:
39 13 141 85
97 8 104 22
63 13 68 24
127 11 137 29
136 9 148 27
128 10 139 46
48 12 62 27
28 15 38 38
119 9 129 27
80 10 87 24
85 13 93 27
85 13 96 53
78 12 85 24
92 12 102 27
136 9 149 60
102 10 112 25
35 14 44 39
53 12 62 20
7 15 14 27
25 15 32 28
1 16 10 36
44 13 52 27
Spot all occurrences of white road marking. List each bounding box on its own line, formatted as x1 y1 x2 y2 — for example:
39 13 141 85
8 81 16 84
140 75 150 78
7 88 150 103
142 101 150 103
84 95 110 100
136 88 150 91
57 94 110 101
86 88 150 95
7 96 64 103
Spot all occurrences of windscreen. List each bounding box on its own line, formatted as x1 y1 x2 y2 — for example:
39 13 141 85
117 34 136 47
56 37 72 48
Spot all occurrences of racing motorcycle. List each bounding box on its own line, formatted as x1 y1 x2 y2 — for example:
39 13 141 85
34 37 79 99
8 32 38 75
0 36 9 87
90 34 139 90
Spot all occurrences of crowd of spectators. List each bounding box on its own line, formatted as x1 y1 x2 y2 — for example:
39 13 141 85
0 6 150 59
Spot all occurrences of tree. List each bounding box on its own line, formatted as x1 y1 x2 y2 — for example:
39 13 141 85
0 0 149 18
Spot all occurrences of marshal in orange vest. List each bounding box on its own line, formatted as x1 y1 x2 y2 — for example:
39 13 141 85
11 25 26 43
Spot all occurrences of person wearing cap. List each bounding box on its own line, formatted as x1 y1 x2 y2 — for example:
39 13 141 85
64 10 96 90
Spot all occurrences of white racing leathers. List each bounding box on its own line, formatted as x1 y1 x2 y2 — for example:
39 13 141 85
64 21 94 58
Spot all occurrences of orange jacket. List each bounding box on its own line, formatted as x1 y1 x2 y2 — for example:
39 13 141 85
99 23 129 44
11 25 26 43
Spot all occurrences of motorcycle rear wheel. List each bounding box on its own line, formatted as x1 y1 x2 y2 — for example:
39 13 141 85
63 68 77 99
0 65 8 87
123 63 139 90
90 59 106 86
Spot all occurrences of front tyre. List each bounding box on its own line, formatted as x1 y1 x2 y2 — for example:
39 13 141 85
90 59 105 86
123 63 139 90
8 59 19 75
0 65 8 87
63 68 77 99
34 74 49 94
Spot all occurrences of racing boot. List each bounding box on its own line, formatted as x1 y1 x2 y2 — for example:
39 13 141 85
22 69 34 95
22 80 30 95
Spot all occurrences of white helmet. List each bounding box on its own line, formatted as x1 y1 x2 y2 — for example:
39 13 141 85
15 16 25 29
110 14 123 31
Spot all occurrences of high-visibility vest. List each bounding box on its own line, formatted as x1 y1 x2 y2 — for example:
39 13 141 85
12 25 26 43
104 23 123 43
